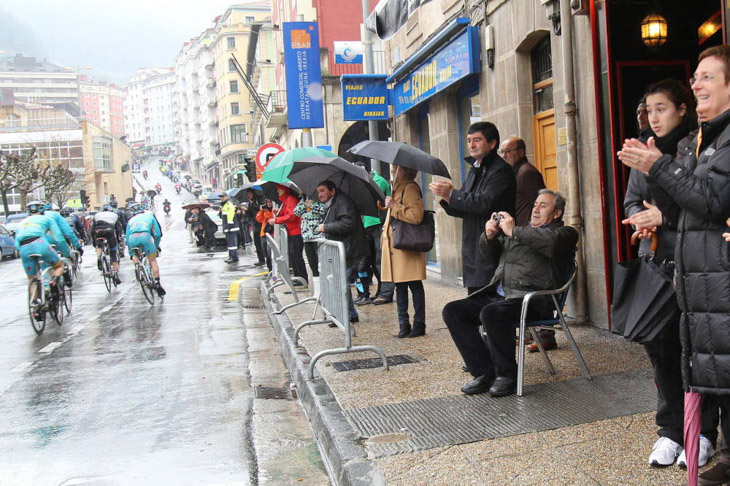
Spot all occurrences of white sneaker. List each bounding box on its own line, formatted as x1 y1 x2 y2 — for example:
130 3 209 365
677 435 716 468
649 437 683 467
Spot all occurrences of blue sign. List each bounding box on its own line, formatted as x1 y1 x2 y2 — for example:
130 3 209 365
316 145 333 152
341 75 389 121
283 22 324 129
392 27 479 116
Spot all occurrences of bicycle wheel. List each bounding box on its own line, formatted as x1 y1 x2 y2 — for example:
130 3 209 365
63 278 73 313
49 281 64 326
140 262 155 305
27 278 46 334
102 255 112 292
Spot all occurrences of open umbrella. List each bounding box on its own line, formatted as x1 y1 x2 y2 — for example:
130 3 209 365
255 180 300 202
348 140 451 178
182 200 211 211
262 147 337 183
228 187 255 201
287 156 385 217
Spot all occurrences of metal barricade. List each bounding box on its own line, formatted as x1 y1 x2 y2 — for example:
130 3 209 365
266 224 289 285
294 239 388 379
264 233 313 314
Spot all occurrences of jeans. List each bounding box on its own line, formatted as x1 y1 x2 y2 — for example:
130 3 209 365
304 240 319 277
395 281 425 326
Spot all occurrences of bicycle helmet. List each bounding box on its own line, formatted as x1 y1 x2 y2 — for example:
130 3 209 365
129 204 144 215
42 202 53 212
27 200 45 214
109 200 118 208
101 203 113 212
60 207 73 217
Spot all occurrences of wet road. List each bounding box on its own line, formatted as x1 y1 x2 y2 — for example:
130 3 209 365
0 160 328 486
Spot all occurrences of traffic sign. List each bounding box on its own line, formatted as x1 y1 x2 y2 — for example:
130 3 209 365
255 143 285 172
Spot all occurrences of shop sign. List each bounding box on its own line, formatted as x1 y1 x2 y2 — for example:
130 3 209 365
341 75 389 120
283 22 324 129
392 27 478 116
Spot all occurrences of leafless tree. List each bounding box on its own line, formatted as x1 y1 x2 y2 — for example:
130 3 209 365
0 148 45 214
44 165 76 210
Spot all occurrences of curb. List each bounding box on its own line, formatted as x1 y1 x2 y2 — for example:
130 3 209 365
260 282 386 486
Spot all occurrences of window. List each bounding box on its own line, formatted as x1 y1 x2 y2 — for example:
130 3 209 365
230 80 239 94
228 59 236 72
227 37 236 49
531 37 554 114
93 136 113 170
231 102 240 115
230 124 247 143
245 16 255 25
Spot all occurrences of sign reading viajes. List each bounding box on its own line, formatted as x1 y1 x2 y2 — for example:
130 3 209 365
341 75 389 120
283 22 324 129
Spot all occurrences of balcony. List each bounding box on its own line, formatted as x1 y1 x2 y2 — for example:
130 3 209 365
206 79 216 89
205 62 214 71
266 90 287 129
208 100 217 108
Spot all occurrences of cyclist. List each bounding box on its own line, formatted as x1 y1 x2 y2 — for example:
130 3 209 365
15 213 66 312
60 207 87 243
31 201 81 286
109 200 128 257
91 204 123 285
126 208 166 296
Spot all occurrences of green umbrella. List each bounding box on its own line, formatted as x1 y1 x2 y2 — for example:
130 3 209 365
261 147 336 183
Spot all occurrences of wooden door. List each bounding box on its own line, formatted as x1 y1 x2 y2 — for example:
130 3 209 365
533 109 558 191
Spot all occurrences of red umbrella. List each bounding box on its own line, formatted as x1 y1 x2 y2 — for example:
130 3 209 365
684 389 703 486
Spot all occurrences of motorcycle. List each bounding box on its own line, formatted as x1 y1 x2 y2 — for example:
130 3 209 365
143 171 148 180
163 204 171 215
155 184 162 195
175 185 181 194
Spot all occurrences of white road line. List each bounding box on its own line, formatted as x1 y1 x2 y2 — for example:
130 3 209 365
38 342 62 354
11 362 33 372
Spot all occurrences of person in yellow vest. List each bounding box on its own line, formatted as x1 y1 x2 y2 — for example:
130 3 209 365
220 193 239 263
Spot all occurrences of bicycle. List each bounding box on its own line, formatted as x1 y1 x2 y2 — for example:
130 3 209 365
131 247 156 305
95 237 117 293
26 254 68 334
68 247 82 278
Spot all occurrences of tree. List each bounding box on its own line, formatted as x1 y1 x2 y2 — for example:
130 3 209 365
0 148 43 215
44 165 76 210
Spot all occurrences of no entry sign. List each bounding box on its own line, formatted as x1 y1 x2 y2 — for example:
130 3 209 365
255 143 284 172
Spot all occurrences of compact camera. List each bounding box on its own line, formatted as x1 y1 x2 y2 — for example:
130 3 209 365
492 213 504 222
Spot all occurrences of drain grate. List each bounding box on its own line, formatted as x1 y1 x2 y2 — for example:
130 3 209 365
344 368 655 457
254 385 291 400
331 354 419 372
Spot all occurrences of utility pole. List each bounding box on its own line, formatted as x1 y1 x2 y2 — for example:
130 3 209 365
361 0 382 172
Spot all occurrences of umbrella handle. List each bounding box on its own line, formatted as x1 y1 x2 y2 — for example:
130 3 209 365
377 201 387 210
630 231 658 253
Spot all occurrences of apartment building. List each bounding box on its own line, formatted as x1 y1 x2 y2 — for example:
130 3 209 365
79 76 125 137
124 68 175 149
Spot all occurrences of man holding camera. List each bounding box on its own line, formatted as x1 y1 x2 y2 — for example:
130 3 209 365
442 189 578 397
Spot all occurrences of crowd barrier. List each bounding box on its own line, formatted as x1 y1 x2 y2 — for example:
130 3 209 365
293 239 388 379
264 231 314 314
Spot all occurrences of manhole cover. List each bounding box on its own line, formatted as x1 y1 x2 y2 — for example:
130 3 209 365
254 385 291 400
331 354 418 372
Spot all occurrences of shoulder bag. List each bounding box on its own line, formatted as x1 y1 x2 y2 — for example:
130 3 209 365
391 182 435 252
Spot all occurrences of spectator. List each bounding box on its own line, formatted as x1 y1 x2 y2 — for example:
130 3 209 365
190 207 217 250
269 185 308 287
245 190 267 266
622 78 718 469
255 198 276 271
353 161 381 305
429 121 516 294
294 197 325 281
618 45 730 483
219 193 239 263
381 165 427 338
371 167 395 305
316 180 368 324
442 190 577 397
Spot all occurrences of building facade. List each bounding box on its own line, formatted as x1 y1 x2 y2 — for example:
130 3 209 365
124 68 176 149
0 54 79 110
79 76 125 137
81 121 133 210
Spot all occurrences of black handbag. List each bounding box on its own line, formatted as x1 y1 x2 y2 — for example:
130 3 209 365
391 211 435 252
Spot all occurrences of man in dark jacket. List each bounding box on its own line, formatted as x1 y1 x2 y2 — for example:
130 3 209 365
499 137 546 227
316 179 368 323
442 189 578 397
619 45 730 484
245 189 266 266
430 121 516 294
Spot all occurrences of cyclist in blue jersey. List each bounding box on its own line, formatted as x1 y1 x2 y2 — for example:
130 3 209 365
28 201 82 286
15 214 67 307
60 207 87 243
125 210 166 296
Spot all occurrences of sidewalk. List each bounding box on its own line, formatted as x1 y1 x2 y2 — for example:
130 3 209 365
262 275 699 486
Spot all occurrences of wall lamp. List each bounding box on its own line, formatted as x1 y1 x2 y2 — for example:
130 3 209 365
641 14 668 48
484 24 495 69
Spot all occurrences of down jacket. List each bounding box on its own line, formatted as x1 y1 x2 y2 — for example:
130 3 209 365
649 109 730 394
321 192 368 266
440 150 515 288
477 219 578 299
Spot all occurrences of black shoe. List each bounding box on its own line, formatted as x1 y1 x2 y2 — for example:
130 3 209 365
350 316 359 323
254 261 265 267
372 297 393 305
488 376 516 397
328 322 337 328
224 258 238 263
461 374 495 395
407 324 425 338
396 322 411 338
156 284 166 297
354 296 372 306
699 461 730 486
97 259 102 271
113 275 121 285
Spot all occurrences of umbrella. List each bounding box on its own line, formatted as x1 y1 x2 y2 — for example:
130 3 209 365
684 390 703 486
287 156 385 217
146 190 157 198
255 180 300 202
348 140 451 178
262 147 337 183
181 200 211 210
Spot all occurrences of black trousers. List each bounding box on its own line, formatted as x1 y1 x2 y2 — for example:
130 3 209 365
260 234 272 271
396 281 425 326
252 227 265 264
225 228 239 261
644 319 719 447
443 291 551 379
288 234 308 280
304 240 319 277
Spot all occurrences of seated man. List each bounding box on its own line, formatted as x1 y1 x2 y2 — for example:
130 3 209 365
442 189 578 397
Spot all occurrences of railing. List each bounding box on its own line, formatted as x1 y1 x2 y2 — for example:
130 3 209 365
268 90 286 113
264 229 314 314
293 239 388 379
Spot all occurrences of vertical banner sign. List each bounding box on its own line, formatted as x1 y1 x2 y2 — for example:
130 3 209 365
283 22 324 129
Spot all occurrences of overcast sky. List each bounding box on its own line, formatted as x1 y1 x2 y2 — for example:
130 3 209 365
0 0 238 84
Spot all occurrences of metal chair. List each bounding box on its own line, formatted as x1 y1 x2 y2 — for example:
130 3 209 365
514 264 591 396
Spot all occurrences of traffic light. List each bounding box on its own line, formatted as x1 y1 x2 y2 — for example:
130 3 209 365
245 158 256 180
80 189 89 208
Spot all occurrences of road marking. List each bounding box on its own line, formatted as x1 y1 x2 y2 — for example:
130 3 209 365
11 362 33 372
228 272 268 301
38 342 62 354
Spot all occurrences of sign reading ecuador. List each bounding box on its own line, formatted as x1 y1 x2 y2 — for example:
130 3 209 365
392 27 479 116
283 22 324 129
341 74 389 121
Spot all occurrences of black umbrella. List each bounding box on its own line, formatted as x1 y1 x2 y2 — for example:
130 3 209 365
288 156 385 217
254 180 300 202
348 140 451 178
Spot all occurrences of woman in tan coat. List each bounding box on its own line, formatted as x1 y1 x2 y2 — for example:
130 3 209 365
381 165 427 338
